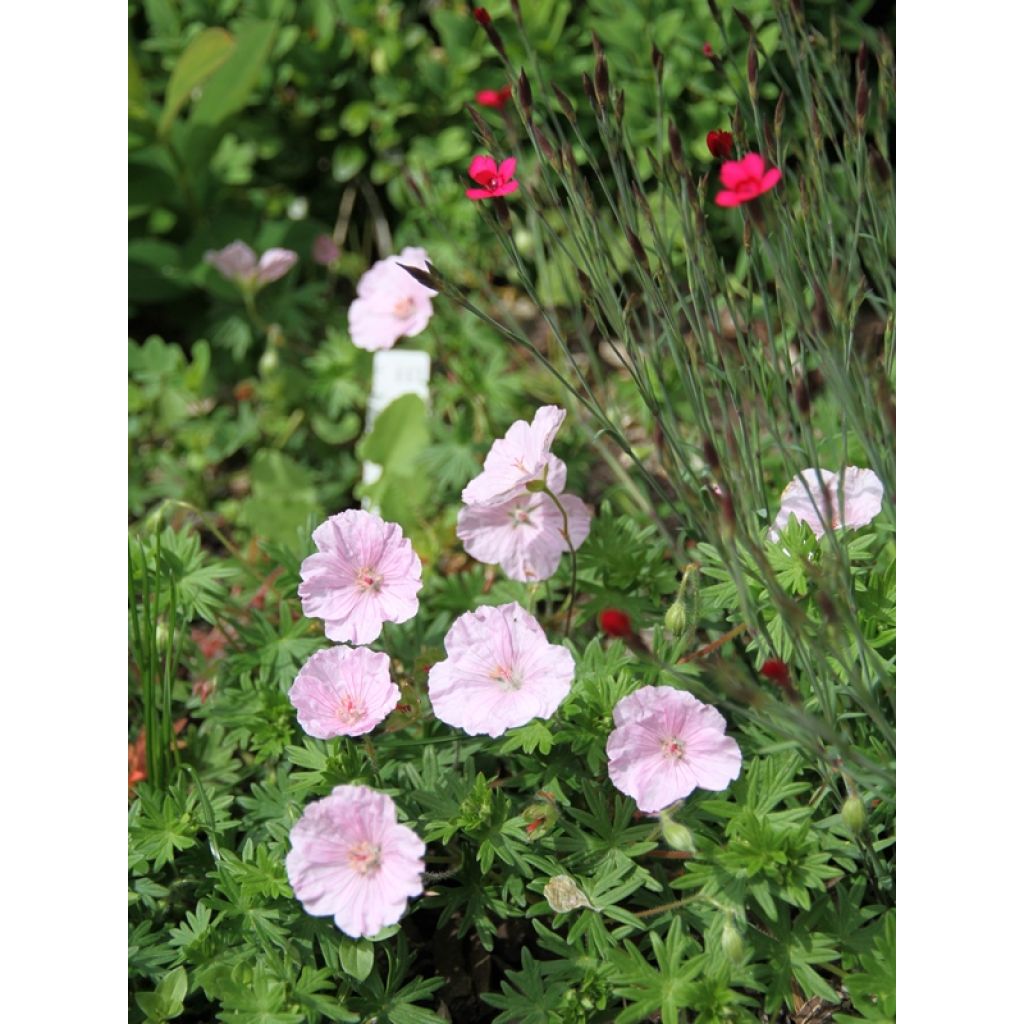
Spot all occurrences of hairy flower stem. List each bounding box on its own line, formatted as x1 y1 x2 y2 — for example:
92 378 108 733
677 622 749 665
541 485 577 636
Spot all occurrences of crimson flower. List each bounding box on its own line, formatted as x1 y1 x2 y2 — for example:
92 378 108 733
706 130 733 159
599 608 632 638
473 7 491 25
714 152 782 207
466 155 519 200
476 85 512 109
702 42 714 58
759 659 790 686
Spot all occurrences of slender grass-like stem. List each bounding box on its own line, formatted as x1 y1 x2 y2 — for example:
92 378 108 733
540 485 577 636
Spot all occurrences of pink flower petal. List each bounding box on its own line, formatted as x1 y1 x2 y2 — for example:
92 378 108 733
758 167 782 193
256 248 299 285
714 190 741 207
468 155 499 183
498 157 517 179
490 180 519 197
740 152 765 178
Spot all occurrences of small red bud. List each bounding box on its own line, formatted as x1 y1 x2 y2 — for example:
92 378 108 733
706 130 733 159
702 42 714 58
473 6 491 25
598 609 632 637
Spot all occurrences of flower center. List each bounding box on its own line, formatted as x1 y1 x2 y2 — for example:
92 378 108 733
488 176 500 189
662 737 686 761
393 296 415 319
354 566 382 592
336 693 367 725
347 840 382 876
491 664 523 692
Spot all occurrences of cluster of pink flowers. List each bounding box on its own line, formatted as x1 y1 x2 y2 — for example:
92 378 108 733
770 466 884 540
286 509 427 937
457 405 591 582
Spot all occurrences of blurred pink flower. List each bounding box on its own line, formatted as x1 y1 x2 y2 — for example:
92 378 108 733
428 602 574 737
204 241 298 287
476 85 512 109
286 785 425 938
347 246 436 351
606 686 742 813
299 510 423 645
462 405 567 506
714 153 782 207
769 466 884 540
466 155 519 200
457 489 591 582
312 233 341 266
289 645 400 739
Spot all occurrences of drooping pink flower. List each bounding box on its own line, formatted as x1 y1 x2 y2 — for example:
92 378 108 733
347 246 437 352
462 405 567 506
457 489 591 582
312 233 341 266
428 603 575 737
298 510 423 645
706 130 734 159
289 645 400 739
769 466 884 540
286 785 425 938
204 241 298 287
714 153 782 207
466 155 519 201
476 85 512 109
606 686 742 813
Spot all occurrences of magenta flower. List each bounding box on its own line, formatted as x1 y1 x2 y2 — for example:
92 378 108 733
714 153 782 207
457 489 591 583
347 246 437 352
466 155 519 200
286 785 425 938
428 603 575 737
298 510 423 645
462 405 567 507
289 645 400 739
606 686 742 813
204 241 298 287
476 85 512 109
769 466 884 541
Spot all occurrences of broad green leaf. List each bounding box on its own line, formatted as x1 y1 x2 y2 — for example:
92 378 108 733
191 21 277 127
159 28 235 137
339 938 374 982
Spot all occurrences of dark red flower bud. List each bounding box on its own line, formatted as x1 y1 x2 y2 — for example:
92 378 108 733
473 6 491 25
706 130 733 159
702 41 714 58
599 609 632 637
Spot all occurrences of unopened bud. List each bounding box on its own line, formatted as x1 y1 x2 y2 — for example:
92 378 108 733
722 920 744 964
735 10 755 34
258 346 279 376
576 268 592 295
774 93 786 141
518 69 532 119
553 84 576 124
522 795 559 841
625 227 648 272
595 55 609 110
651 44 664 81
532 123 557 166
841 794 867 833
668 120 684 173
747 37 758 98
581 71 597 110
399 262 442 293
665 601 688 635
466 104 497 150
544 875 594 913
155 621 170 652
614 88 625 124
659 813 696 853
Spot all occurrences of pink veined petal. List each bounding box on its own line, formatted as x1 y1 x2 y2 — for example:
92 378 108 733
740 152 765 179
466 187 497 200
835 466 884 529
683 729 743 791
256 248 299 285
348 300 403 351
205 240 258 281
715 190 742 207
325 595 383 646
769 468 836 540
498 157 517 179
758 167 782 193
490 180 519 197
468 155 499 183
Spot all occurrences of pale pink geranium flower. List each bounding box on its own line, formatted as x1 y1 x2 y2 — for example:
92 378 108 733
204 241 298 287
606 686 742 813
299 510 423 645
347 246 436 352
462 405 567 506
286 785 425 938
289 645 399 739
428 603 574 737
457 489 591 582
769 466 885 541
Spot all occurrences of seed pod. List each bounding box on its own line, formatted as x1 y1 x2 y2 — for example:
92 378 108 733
707 0 722 25
576 268 592 295
595 54 610 110
747 36 758 99
518 69 532 119
651 43 664 81
735 10 755 34
509 0 523 26
553 83 576 124
399 261 443 293
532 123 558 167
614 87 625 124
581 71 597 111
481 18 507 59
625 227 648 272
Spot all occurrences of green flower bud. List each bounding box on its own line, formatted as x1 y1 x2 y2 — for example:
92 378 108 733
258 346 279 377
659 813 696 853
722 920 744 964
841 794 867 834
665 601 688 635
522 798 559 842
544 875 594 913
525 478 547 493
